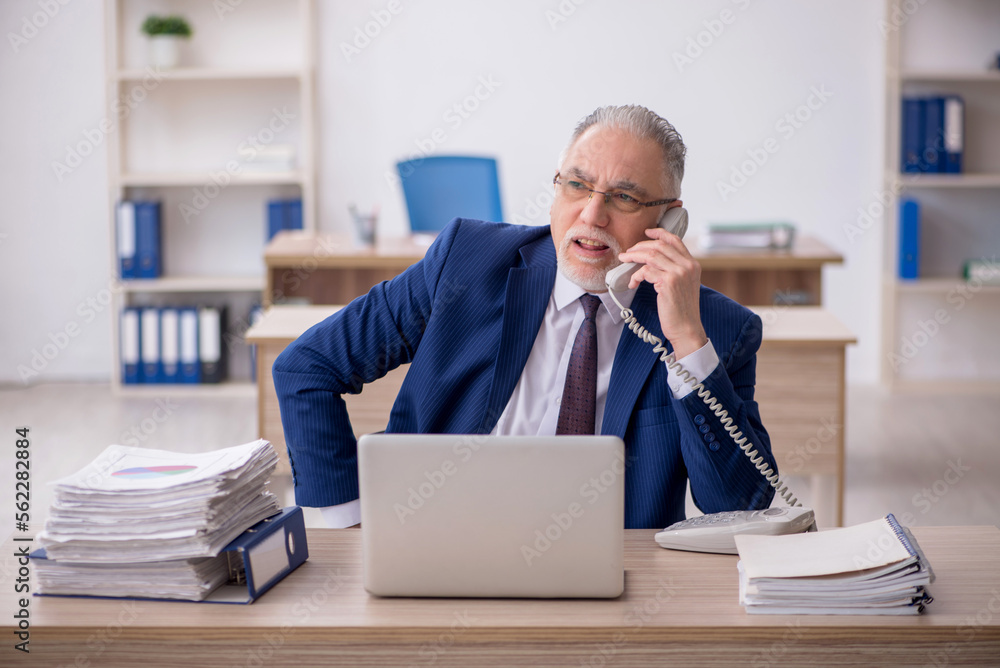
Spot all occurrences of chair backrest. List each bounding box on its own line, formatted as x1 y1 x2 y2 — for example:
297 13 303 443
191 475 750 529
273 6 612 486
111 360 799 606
396 156 503 233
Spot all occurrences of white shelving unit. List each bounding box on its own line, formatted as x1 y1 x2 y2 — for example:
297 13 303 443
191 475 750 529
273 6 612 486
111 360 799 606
105 0 316 395
881 0 1000 391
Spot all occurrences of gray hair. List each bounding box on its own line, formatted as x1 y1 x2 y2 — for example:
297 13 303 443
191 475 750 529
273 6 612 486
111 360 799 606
559 105 686 199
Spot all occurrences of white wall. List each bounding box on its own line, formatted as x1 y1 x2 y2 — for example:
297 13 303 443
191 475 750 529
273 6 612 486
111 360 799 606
1 0 111 384
0 0 887 385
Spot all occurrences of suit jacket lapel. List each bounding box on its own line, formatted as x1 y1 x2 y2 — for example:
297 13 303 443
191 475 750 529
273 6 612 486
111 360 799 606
602 283 665 438
478 236 556 432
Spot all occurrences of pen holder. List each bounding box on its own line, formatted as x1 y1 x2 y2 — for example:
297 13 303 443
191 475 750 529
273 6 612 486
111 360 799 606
350 207 378 247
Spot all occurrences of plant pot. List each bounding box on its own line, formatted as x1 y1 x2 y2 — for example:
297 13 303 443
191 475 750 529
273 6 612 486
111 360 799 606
147 35 183 69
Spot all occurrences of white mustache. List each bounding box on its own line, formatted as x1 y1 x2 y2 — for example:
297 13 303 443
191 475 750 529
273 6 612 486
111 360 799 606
560 226 622 257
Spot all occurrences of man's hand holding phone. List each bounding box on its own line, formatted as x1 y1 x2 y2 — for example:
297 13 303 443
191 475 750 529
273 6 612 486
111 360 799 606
617 207 708 360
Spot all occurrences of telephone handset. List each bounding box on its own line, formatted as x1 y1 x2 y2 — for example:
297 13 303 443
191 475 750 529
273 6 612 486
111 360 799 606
605 207 689 292
604 207 815 554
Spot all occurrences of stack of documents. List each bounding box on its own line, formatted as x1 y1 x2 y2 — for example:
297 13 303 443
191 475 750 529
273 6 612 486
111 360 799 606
32 554 231 601
735 514 934 615
34 440 281 600
701 222 796 250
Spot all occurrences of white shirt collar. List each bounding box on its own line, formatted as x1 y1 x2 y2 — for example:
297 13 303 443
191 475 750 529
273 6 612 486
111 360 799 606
553 269 637 325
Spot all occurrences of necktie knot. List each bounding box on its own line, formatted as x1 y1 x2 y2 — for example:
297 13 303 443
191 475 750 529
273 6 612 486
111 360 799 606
580 294 602 322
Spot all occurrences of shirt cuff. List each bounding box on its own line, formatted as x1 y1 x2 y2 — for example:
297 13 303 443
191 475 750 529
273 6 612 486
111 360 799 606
320 499 361 528
666 339 719 399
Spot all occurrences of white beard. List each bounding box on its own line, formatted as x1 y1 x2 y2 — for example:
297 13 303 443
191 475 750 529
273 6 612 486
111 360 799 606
555 226 623 292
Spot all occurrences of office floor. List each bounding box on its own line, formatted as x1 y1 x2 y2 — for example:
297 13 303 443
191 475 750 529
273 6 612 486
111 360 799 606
2 382 998 536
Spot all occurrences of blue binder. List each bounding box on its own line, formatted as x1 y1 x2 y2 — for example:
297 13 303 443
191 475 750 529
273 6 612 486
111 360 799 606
120 308 142 384
135 201 162 279
901 98 924 174
923 97 945 173
899 199 920 280
160 308 181 383
943 95 964 174
209 507 309 603
286 198 303 230
198 306 226 384
179 307 201 384
266 199 304 240
267 200 285 241
117 201 138 279
140 308 162 383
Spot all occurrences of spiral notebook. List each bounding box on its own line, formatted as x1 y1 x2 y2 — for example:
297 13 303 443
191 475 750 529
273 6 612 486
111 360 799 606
735 514 934 615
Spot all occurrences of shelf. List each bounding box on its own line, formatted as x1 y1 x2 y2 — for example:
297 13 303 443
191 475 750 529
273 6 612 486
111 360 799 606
115 381 257 399
117 67 303 82
893 278 1000 294
901 70 1000 83
895 173 1000 188
121 171 304 187
889 379 1000 395
120 276 265 293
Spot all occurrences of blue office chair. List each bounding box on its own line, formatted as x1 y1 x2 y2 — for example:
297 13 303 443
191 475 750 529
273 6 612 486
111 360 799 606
396 156 504 233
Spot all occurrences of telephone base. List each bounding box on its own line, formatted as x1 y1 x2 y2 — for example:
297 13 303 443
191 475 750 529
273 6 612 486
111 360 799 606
654 507 816 555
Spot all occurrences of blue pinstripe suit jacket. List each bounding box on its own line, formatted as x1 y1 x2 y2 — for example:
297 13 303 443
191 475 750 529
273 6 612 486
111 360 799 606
273 218 777 529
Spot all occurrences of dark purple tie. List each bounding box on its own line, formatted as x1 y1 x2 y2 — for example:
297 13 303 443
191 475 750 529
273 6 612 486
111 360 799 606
556 294 602 435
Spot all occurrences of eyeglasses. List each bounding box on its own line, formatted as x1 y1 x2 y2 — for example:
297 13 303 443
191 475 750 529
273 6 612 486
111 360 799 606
553 172 676 214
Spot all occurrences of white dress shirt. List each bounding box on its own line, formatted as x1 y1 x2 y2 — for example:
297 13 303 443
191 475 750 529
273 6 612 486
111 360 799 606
321 270 720 528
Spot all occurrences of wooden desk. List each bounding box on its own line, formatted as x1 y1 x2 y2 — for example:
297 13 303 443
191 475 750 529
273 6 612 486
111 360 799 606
248 305 854 524
7 527 998 667
263 231 428 307
751 306 857 527
693 235 843 306
263 232 842 307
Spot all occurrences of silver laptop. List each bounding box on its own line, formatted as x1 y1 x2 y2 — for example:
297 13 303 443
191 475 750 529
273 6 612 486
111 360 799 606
358 434 625 598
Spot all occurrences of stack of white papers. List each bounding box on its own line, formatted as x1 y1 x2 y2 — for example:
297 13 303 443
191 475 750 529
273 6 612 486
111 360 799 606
735 514 934 615
34 440 280 600
39 439 279 562
33 555 232 601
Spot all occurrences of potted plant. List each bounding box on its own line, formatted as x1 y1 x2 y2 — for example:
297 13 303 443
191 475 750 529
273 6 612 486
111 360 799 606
141 15 193 69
